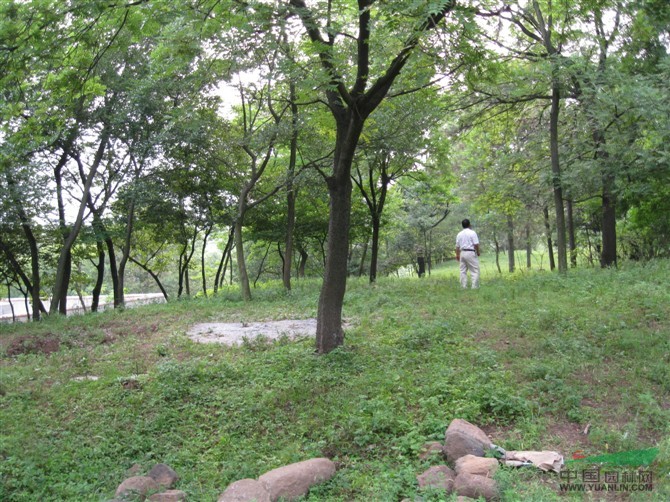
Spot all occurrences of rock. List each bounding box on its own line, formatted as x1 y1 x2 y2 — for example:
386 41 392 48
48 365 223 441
218 479 271 502
115 476 160 500
258 458 336 501
149 490 187 501
418 441 445 460
416 465 455 492
148 464 179 489
443 419 492 462
454 472 499 501
456 497 477 501
455 454 499 477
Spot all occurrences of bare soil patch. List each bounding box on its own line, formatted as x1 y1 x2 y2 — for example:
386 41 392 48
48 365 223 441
5 334 61 357
187 319 317 346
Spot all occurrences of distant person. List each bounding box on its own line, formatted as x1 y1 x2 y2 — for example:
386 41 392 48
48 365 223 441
455 219 480 289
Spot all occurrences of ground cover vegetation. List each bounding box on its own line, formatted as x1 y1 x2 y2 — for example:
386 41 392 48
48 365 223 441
1 259 669 501
1 0 669 350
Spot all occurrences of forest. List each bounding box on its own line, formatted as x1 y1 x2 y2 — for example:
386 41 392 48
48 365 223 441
1 0 669 352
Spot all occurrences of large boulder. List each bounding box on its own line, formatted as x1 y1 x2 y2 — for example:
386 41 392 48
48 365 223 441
148 464 179 489
416 465 455 492
454 472 500 501
218 479 271 502
115 476 160 500
443 419 492 462
258 458 336 502
455 454 499 478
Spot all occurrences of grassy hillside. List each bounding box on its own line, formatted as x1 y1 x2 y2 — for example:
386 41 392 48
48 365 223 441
1 259 669 501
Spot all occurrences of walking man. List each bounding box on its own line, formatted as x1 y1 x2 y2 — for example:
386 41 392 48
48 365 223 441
455 219 480 289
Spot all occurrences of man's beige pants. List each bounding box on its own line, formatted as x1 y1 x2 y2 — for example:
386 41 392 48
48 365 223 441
459 252 480 289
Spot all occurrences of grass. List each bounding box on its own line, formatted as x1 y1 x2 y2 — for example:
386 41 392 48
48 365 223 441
1 258 669 501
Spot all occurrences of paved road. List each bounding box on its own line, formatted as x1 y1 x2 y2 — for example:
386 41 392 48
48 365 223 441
0 293 165 321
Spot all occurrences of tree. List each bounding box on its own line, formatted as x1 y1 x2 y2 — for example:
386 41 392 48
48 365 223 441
286 0 459 353
231 79 286 301
399 174 454 275
566 0 669 265
352 90 441 282
469 0 576 273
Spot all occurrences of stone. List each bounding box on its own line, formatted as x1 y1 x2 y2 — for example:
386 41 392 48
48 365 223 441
455 454 499 477
115 476 160 500
418 441 444 460
443 419 492 462
149 490 187 501
454 472 500 501
416 465 455 492
218 479 271 502
258 458 336 501
456 497 477 501
148 464 179 489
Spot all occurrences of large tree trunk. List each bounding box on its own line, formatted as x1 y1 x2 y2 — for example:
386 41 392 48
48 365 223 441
316 114 363 353
317 175 353 353
549 85 568 273
507 215 515 273
592 9 618 268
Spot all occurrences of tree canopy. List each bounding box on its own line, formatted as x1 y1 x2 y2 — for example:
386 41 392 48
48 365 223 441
1 0 668 347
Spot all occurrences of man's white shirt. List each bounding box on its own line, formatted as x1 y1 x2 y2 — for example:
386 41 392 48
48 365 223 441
456 228 479 250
